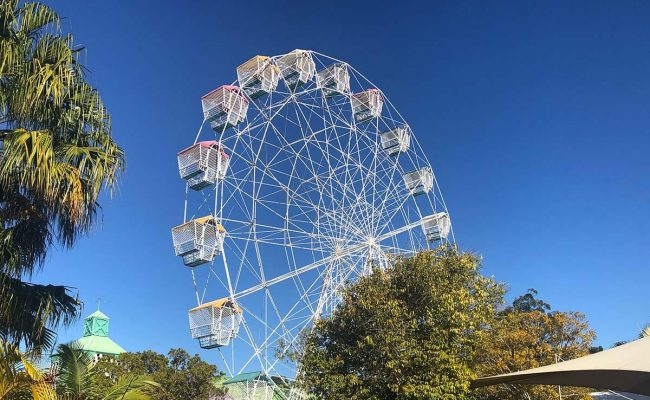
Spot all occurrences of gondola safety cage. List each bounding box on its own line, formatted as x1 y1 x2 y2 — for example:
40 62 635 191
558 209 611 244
177 141 230 191
316 63 350 97
237 55 281 99
403 167 434 196
351 89 383 122
188 298 242 349
380 125 411 156
421 212 451 242
201 85 248 133
276 49 316 89
171 216 226 267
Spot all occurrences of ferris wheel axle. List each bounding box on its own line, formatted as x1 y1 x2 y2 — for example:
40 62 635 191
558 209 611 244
232 216 427 299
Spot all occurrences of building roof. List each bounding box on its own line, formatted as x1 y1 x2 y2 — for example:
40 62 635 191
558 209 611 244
69 335 126 355
69 309 125 356
224 371 263 384
223 371 291 388
85 310 109 320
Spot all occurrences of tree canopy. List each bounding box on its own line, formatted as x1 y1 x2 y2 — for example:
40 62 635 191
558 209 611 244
95 349 224 400
0 0 123 350
473 290 596 400
299 247 505 400
52 344 158 400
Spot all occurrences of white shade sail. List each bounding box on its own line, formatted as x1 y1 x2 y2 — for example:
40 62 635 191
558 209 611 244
472 336 650 396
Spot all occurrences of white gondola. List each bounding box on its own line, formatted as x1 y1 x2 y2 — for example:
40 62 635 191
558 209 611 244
316 63 350 97
237 55 280 99
421 212 451 242
403 167 433 196
288 388 307 400
188 298 242 349
276 49 316 89
171 216 226 267
380 125 411 156
351 89 383 122
177 141 230 190
201 85 248 133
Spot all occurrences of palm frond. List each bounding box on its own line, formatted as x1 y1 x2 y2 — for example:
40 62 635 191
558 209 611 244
0 274 80 351
17 2 60 38
52 343 97 399
0 127 123 247
101 375 160 400
0 339 55 400
0 190 50 277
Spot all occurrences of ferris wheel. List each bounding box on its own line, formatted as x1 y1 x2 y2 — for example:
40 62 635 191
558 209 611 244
171 50 453 398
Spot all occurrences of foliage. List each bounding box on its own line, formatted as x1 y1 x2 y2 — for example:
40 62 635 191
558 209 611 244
0 339 56 400
0 0 124 350
0 277 79 356
472 290 595 400
504 288 550 314
95 348 225 400
589 345 603 354
299 247 505 400
51 344 158 400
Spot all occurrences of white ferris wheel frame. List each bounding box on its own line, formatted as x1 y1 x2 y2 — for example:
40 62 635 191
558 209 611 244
179 50 454 384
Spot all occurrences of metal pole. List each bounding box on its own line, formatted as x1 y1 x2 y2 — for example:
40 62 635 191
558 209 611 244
555 354 562 400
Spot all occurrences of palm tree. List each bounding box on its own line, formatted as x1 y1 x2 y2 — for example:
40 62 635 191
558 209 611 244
0 339 57 400
0 0 124 350
53 344 158 400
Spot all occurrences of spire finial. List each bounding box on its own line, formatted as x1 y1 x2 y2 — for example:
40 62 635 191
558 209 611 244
97 297 102 311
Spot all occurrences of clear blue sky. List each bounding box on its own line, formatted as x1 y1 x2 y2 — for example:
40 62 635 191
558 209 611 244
37 0 650 358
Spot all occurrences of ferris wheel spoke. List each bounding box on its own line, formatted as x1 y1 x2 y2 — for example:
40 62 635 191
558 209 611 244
236 277 323 374
179 51 452 378
241 264 334 368
232 216 428 300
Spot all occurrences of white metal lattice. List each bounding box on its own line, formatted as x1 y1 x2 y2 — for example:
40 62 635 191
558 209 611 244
175 50 454 393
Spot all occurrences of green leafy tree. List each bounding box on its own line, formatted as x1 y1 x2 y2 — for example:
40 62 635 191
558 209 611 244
505 289 550 314
52 344 158 400
95 349 225 400
472 290 595 400
589 345 603 354
299 247 505 400
0 0 124 350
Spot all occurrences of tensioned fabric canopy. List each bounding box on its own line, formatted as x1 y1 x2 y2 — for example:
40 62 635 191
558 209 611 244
472 336 650 396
